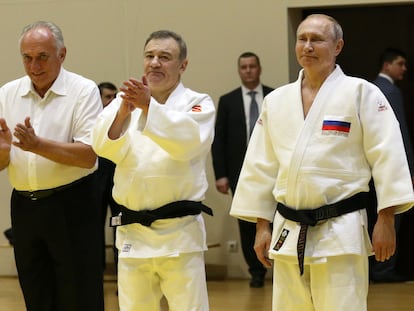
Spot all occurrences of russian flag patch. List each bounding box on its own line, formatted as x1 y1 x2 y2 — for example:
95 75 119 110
322 120 351 137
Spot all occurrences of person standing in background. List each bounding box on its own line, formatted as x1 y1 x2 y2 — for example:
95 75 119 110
99 81 118 108
92 30 215 311
97 81 122 272
368 47 414 283
212 52 273 288
373 48 414 175
0 21 103 310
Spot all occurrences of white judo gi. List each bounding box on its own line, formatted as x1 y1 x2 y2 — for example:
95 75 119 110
92 83 215 311
230 66 414 311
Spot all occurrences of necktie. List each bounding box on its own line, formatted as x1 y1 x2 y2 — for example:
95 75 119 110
248 91 258 136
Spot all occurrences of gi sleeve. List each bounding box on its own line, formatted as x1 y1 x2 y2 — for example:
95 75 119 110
361 83 414 214
143 93 215 161
91 96 132 165
230 96 279 223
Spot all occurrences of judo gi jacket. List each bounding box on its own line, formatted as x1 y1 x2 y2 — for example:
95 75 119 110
230 66 414 262
92 83 215 258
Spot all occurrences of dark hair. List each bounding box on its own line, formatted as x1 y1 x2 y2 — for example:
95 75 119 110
144 30 187 61
98 82 117 95
379 47 407 68
238 52 261 67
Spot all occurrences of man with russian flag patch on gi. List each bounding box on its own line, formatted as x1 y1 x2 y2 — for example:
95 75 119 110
92 30 215 311
230 14 414 311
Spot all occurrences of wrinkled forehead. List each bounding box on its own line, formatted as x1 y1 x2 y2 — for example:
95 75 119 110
144 38 180 56
297 16 334 38
20 30 58 55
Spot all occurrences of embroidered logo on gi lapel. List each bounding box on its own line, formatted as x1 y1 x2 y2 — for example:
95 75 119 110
191 104 202 112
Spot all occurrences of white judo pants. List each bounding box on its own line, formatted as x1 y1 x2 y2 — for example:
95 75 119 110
272 253 369 311
118 252 209 311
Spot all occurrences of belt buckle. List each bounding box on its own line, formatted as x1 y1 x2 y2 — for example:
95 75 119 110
29 192 38 201
110 213 122 227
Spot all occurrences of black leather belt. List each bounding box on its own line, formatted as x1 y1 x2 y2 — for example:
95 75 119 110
110 200 213 227
276 192 367 275
15 175 91 201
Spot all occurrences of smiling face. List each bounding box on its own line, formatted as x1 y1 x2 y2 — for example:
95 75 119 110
295 15 343 74
20 27 66 97
143 37 187 100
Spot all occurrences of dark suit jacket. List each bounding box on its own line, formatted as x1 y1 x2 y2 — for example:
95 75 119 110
373 76 414 174
212 85 273 193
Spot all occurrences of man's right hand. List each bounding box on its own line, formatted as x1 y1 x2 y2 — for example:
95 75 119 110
215 177 230 194
119 76 151 116
254 218 273 268
0 118 12 169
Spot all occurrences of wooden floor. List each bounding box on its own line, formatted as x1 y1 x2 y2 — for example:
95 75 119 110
1 277 414 310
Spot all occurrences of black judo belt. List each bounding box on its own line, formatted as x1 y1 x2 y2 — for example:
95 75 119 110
110 200 213 227
276 192 367 275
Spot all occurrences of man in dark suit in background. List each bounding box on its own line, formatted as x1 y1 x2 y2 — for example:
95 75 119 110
368 47 414 282
212 52 273 288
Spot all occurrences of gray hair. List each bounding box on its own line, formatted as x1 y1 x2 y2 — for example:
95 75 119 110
303 14 343 41
19 21 65 51
145 30 187 61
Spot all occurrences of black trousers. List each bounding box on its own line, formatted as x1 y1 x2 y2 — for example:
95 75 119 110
11 173 104 311
97 157 121 270
238 219 267 279
366 179 401 277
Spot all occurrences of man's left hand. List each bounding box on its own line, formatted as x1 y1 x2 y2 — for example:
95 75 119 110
372 206 396 262
13 117 40 152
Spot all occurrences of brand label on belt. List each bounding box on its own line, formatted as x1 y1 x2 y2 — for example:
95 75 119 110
274 228 289 251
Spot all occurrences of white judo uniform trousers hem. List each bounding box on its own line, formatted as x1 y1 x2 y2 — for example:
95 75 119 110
118 251 209 311
271 248 369 311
